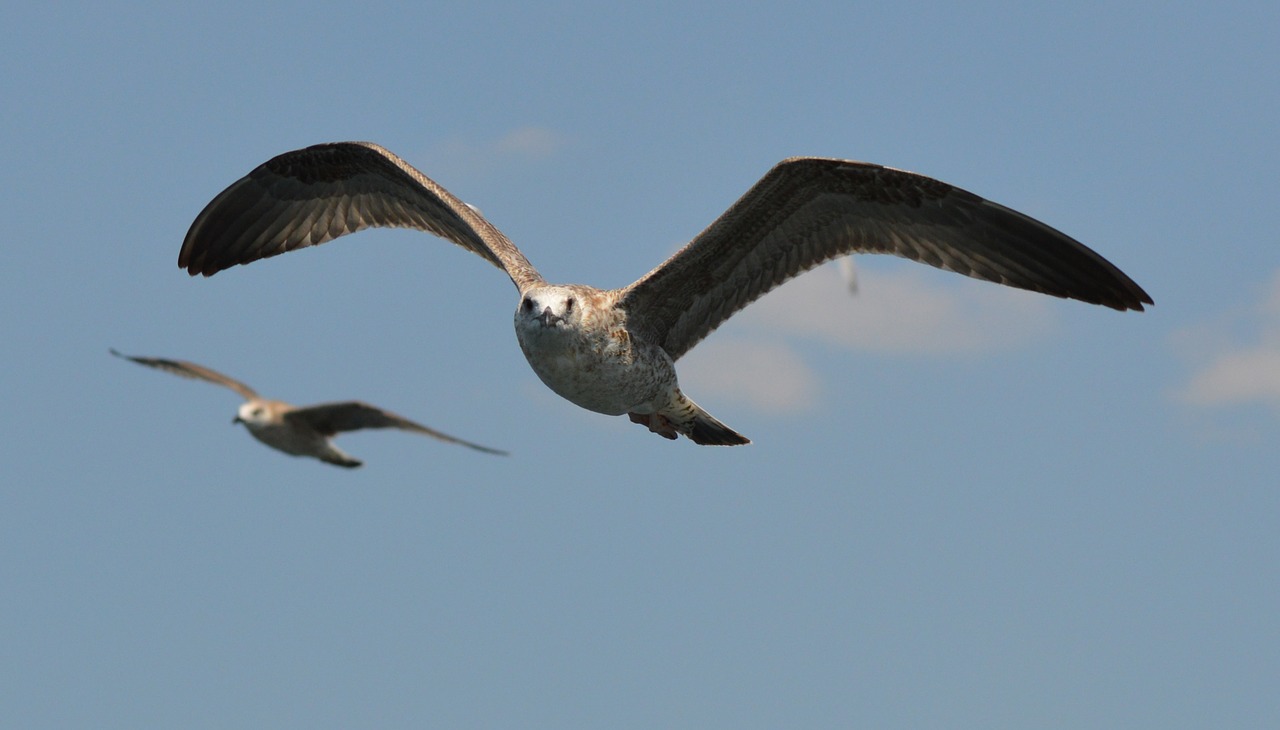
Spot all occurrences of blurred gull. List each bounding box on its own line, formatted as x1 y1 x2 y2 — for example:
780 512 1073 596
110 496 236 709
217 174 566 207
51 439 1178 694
111 348 507 467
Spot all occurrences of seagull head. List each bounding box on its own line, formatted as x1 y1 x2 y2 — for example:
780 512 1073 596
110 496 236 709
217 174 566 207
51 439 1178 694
516 285 586 332
233 401 273 429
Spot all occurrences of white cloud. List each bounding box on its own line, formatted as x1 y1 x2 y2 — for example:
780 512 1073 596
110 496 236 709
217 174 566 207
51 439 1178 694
675 262 1061 415
1175 268 1280 409
678 337 818 414
493 127 561 160
740 263 1056 355
425 127 565 181
1180 350 1280 406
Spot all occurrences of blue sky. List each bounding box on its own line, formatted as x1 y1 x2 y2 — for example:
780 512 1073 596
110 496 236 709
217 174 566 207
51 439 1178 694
3 2 1277 727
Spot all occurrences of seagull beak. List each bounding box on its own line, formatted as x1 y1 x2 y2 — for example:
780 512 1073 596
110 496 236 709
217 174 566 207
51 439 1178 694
232 415 243 425
536 306 563 327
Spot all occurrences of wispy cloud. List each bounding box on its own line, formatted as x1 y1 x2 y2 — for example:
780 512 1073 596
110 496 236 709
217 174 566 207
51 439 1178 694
679 337 818 414
676 263 1059 414
424 127 565 182
739 263 1056 355
492 127 561 160
1175 268 1280 408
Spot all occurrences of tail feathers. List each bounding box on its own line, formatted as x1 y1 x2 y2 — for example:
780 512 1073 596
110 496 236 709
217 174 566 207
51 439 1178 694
628 394 751 446
685 413 750 446
679 397 750 446
318 445 363 468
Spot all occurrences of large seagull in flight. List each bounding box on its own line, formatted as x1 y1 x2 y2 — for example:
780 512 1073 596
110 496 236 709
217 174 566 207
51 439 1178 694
179 142 1151 445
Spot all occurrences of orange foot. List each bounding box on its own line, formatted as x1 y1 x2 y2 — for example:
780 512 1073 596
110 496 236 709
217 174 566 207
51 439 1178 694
628 412 678 440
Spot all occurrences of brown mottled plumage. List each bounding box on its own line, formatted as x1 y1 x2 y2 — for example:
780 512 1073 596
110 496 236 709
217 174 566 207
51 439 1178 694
179 142 1152 445
111 348 507 466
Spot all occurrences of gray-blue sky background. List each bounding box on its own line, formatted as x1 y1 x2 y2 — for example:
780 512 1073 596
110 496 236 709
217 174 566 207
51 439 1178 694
3 2 1277 727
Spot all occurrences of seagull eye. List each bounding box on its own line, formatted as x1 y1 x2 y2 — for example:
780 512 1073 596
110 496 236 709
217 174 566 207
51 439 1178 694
564 297 575 312
521 297 534 313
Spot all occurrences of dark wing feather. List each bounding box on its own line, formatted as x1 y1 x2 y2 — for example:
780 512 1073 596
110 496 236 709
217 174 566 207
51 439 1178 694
619 157 1152 360
178 142 544 292
110 348 259 400
286 401 508 455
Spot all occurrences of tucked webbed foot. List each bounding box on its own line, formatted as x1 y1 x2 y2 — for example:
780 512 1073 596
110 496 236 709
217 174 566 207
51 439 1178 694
628 411 679 440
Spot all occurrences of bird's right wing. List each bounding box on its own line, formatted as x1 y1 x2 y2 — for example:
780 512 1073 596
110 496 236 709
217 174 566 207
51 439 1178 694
109 348 259 400
178 142 544 292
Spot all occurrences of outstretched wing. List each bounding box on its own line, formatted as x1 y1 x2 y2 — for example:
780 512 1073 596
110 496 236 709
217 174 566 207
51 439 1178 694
109 348 259 400
287 401 508 456
619 157 1151 361
178 142 544 292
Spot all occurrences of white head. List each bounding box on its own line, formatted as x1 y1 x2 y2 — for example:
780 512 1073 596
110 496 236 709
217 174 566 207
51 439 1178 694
515 285 590 336
233 401 274 429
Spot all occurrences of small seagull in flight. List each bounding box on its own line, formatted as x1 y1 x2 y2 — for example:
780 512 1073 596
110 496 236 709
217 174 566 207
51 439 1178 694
836 256 859 295
179 143 1151 445
111 348 507 466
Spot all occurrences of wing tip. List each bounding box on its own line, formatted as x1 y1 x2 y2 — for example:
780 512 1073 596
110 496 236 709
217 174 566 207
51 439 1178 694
1108 279 1155 312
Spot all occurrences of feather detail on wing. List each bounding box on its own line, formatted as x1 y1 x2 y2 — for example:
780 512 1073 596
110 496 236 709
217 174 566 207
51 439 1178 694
619 157 1151 360
178 142 544 292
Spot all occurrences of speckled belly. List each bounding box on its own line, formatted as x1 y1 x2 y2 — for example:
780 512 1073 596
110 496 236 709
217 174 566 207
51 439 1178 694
519 328 675 416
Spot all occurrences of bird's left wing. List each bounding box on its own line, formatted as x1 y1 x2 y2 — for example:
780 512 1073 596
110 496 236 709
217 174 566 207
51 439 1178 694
287 401 508 455
619 157 1151 361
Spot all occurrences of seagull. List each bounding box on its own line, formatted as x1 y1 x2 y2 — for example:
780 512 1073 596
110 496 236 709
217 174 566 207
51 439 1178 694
111 348 507 466
837 256 859 295
179 142 1152 445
